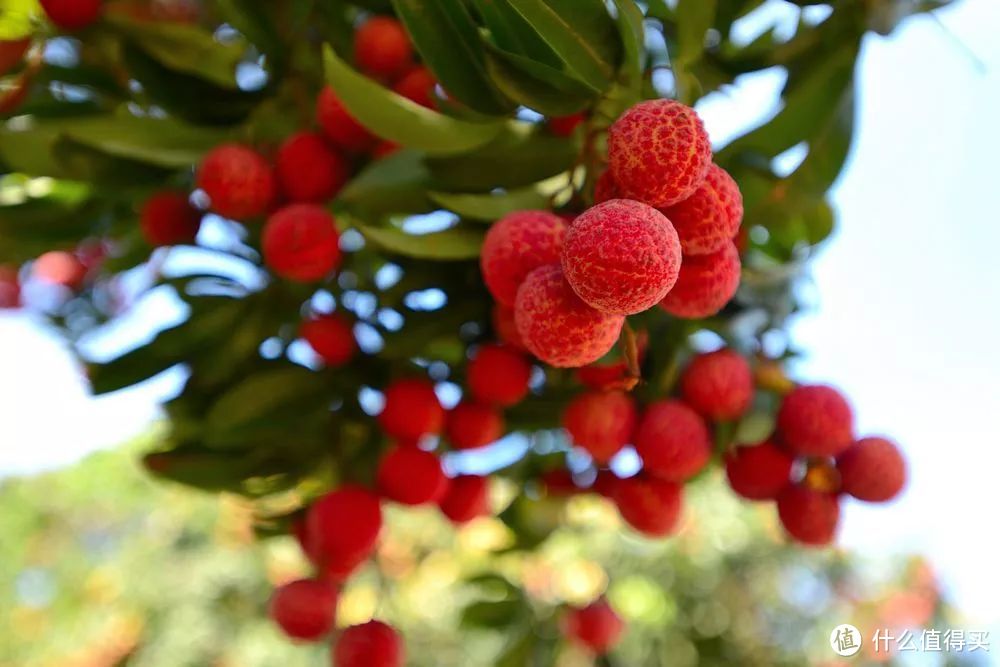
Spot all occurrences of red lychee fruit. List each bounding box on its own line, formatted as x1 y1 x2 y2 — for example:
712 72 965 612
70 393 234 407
306 485 382 570
33 251 87 289
608 99 712 208
480 209 567 308
564 598 624 655
0 39 30 75
301 314 356 367
393 65 436 108
438 475 490 523
660 164 743 256
562 199 682 315
467 343 532 407
776 384 854 457
196 144 276 220
0 265 20 308
317 86 376 154
40 0 102 30
445 401 504 450
633 400 712 482
491 303 528 352
377 378 444 441
562 390 637 464
140 191 201 246
514 264 624 368
549 113 585 137
837 437 906 502
541 469 580 496
354 16 413 79
680 348 753 421
269 579 337 641
725 440 794 500
372 140 400 159
334 620 404 667
659 241 740 319
276 132 350 203
376 446 448 505
593 170 621 204
261 204 342 282
613 475 683 537
777 484 840 546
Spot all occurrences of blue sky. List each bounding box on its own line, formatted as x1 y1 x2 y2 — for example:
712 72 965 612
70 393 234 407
1 0 998 642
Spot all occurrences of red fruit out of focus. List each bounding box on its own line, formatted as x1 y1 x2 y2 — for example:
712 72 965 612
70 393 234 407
467 343 532 407
140 191 202 246
438 475 491 523
276 132 350 203
269 579 337 641
725 440 794 501
334 620 404 667
301 314 356 367
353 17 413 79
564 598 625 655
633 400 712 482
837 436 907 502
0 266 20 308
261 204 342 282
317 86 377 153
197 144 276 220
491 303 528 352
40 0 103 30
393 66 436 108
777 484 841 546
776 384 854 457
549 113 585 137
306 485 383 573
0 39 31 75
376 446 449 505
33 251 88 289
613 475 684 537
680 348 754 421
378 378 444 442
562 390 637 464
446 401 504 450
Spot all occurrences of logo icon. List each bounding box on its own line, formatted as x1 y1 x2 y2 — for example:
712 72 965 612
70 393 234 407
831 624 863 657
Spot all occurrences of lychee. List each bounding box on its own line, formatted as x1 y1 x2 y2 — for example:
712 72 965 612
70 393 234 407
140 191 201 246
377 378 444 442
276 132 350 203
608 99 712 208
633 400 712 482
0 39 30 75
777 484 841 546
317 86 376 154
269 579 337 641
612 475 683 537
837 437 906 502
562 199 682 315
196 143 276 220
562 390 637 464
334 620 404 667
354 16 413 79
33 251 87 289
725 440 794 500
660 164 743 256
540 469 580 496
776 384 854 457
563 598 624 655
301 314 356 367
261 204 342 282
376 446 448 505
0 266 20 308
680 348 753 421
514 264 624 368
445 401 504 450
438 475 490 523
480 210 567 308
40 0 102 30
393 66 436 108
306 485 382 570
549 113 585 137
372 140 401 159
659 241 741 319
593 170 621 204
491 303 528 352
467 343 532 407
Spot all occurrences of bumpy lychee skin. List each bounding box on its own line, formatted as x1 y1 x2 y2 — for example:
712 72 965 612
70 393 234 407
197 144 276 220
659 241 741 319
0 39 31 75
593 170 621 204
837 437 906 502
608 99 712 208
562 199 682 315
777 484 841 546
446 401 504 449
660 164 743 256
480 210 567 308
335 620 404 667
0 266 20 308
725 440 794 501
467 343 532 406
515 265 624 368
564 598 625 655
613 475 683 537
378 378 444 442
317 86 376 154
140 191 201 246
776 384 854 457
438 475 490 523
276 132 350 203
262 204 342 282
563 390 637 464
306 485 382 568
301 314 356 367
41 0 102 30
491 304 528 352
634 400 711 482
376 446 448 505
269 579 337 641
393 65 436 108
680 349 753 421
354 17 413 79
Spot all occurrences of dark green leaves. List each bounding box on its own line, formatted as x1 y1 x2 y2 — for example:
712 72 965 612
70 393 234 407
357 223 484 261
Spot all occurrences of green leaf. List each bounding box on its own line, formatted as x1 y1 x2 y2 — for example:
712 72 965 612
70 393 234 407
338 149 435 216
428 175 567 220
612 0 646 94
144 448 259 491
460 599 525 629
323 45 504 156
357 223 484 261
483 42 597 116
469 0 561 67
676 0 717 65
0 0 37 39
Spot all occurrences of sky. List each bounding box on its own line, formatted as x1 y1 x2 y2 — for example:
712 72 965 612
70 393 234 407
2 0 999 648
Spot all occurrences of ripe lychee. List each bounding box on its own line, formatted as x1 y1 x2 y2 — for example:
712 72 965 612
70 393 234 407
776 384 854 457
276 132 350 203
301 314 356 367
777 484 840 546
261 204 342 282
680 348 753 421
593 170 621 204
514 264 624 368
660 164 743 256
540 469 580 496
140 191 201 246
837 437 906 502
659 241 740 319
491 303 528 352
563 598 625 655
633 400 712 482
725 440 794 500
40 0 102 30
354 17 413 79
562 199 682 315
196 143 276 220
438 475 490 523
0 266 20 308
393 66 436 108
0 39 30 75
317 86 376 154
445 401 504 450
33 251 87 289
269 579 337 641
480 210 567 308
467 343 532 407
562 390 637 464
613 475 683 537
376 446 448 505
378 378 444 442
549 113 585 137
335 620 404 667
608 99 712 208
306 485 382 569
